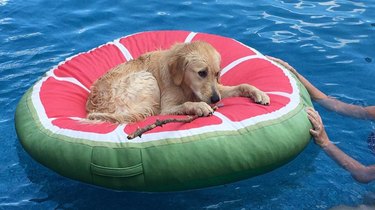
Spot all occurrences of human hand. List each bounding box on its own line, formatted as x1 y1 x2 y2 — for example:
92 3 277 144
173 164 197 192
266 56 299 76
306 107 331 148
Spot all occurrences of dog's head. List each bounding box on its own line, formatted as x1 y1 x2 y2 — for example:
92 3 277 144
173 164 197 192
168 41 222 104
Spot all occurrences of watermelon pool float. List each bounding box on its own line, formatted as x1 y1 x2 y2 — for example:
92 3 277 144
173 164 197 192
15 31 313 192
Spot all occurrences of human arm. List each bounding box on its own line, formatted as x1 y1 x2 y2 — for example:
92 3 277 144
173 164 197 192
307 107 375 183
317 100 375 120
267 56 375 120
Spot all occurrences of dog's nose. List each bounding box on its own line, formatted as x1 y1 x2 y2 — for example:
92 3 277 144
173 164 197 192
210 94 220 104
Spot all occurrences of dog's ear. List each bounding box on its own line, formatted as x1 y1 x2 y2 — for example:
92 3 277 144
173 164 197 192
168 44 187 86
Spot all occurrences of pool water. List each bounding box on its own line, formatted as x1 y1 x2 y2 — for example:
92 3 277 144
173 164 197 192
1 0 374 209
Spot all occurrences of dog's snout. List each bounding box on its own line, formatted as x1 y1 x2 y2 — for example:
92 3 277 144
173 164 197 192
210 92 220 104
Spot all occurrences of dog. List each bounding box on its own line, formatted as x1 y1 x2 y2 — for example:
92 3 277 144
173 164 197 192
86 41 270 124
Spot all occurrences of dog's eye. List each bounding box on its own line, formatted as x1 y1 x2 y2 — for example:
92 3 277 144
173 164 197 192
198 69 208 78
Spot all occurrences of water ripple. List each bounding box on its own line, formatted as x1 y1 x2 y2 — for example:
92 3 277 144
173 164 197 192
251 0 370 57
0 45 51 58
0 17 12 24
0 0 8 6
5 32 43 42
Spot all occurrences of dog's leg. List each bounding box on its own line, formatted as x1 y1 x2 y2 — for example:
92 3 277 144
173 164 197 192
218 84 270 105
160 88 214 116
161 101 214 117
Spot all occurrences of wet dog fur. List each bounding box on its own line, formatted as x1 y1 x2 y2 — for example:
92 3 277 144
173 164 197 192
86 41 270 124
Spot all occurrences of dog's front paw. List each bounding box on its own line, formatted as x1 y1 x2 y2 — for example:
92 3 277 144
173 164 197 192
253 90 270 105
241 85 270 105
184 102 214 117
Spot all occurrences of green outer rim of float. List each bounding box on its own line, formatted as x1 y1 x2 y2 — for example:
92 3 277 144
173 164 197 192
15 74 313 192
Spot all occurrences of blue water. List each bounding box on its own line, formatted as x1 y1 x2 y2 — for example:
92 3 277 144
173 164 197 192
1 0 374 209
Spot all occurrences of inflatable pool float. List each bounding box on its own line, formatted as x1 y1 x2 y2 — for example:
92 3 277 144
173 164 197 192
15 30 313 192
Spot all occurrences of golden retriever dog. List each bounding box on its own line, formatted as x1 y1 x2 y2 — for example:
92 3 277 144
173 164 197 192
86 41 270 124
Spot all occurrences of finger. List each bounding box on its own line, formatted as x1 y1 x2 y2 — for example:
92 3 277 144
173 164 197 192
307 114 316 125
307 108 320 122
310 109 323 124
307 113 320 130
265 55 278 62
271 57 288 66
310 114 324 132
306 107 315 116
306 109 317 121
266 55 283 64
268 57 296 73
310 130 321 141
306 107 316 115
308 117 319 130
309 128 318 136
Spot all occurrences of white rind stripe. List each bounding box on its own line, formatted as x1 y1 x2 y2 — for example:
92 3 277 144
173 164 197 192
266 91 292 98
48 72 90 93
184 32 197 43
221 55 265 76
43 41 127 93
113 39 133 61
233 39 264 56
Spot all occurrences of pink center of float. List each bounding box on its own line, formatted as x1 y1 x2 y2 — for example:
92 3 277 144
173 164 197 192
32 31 297 142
